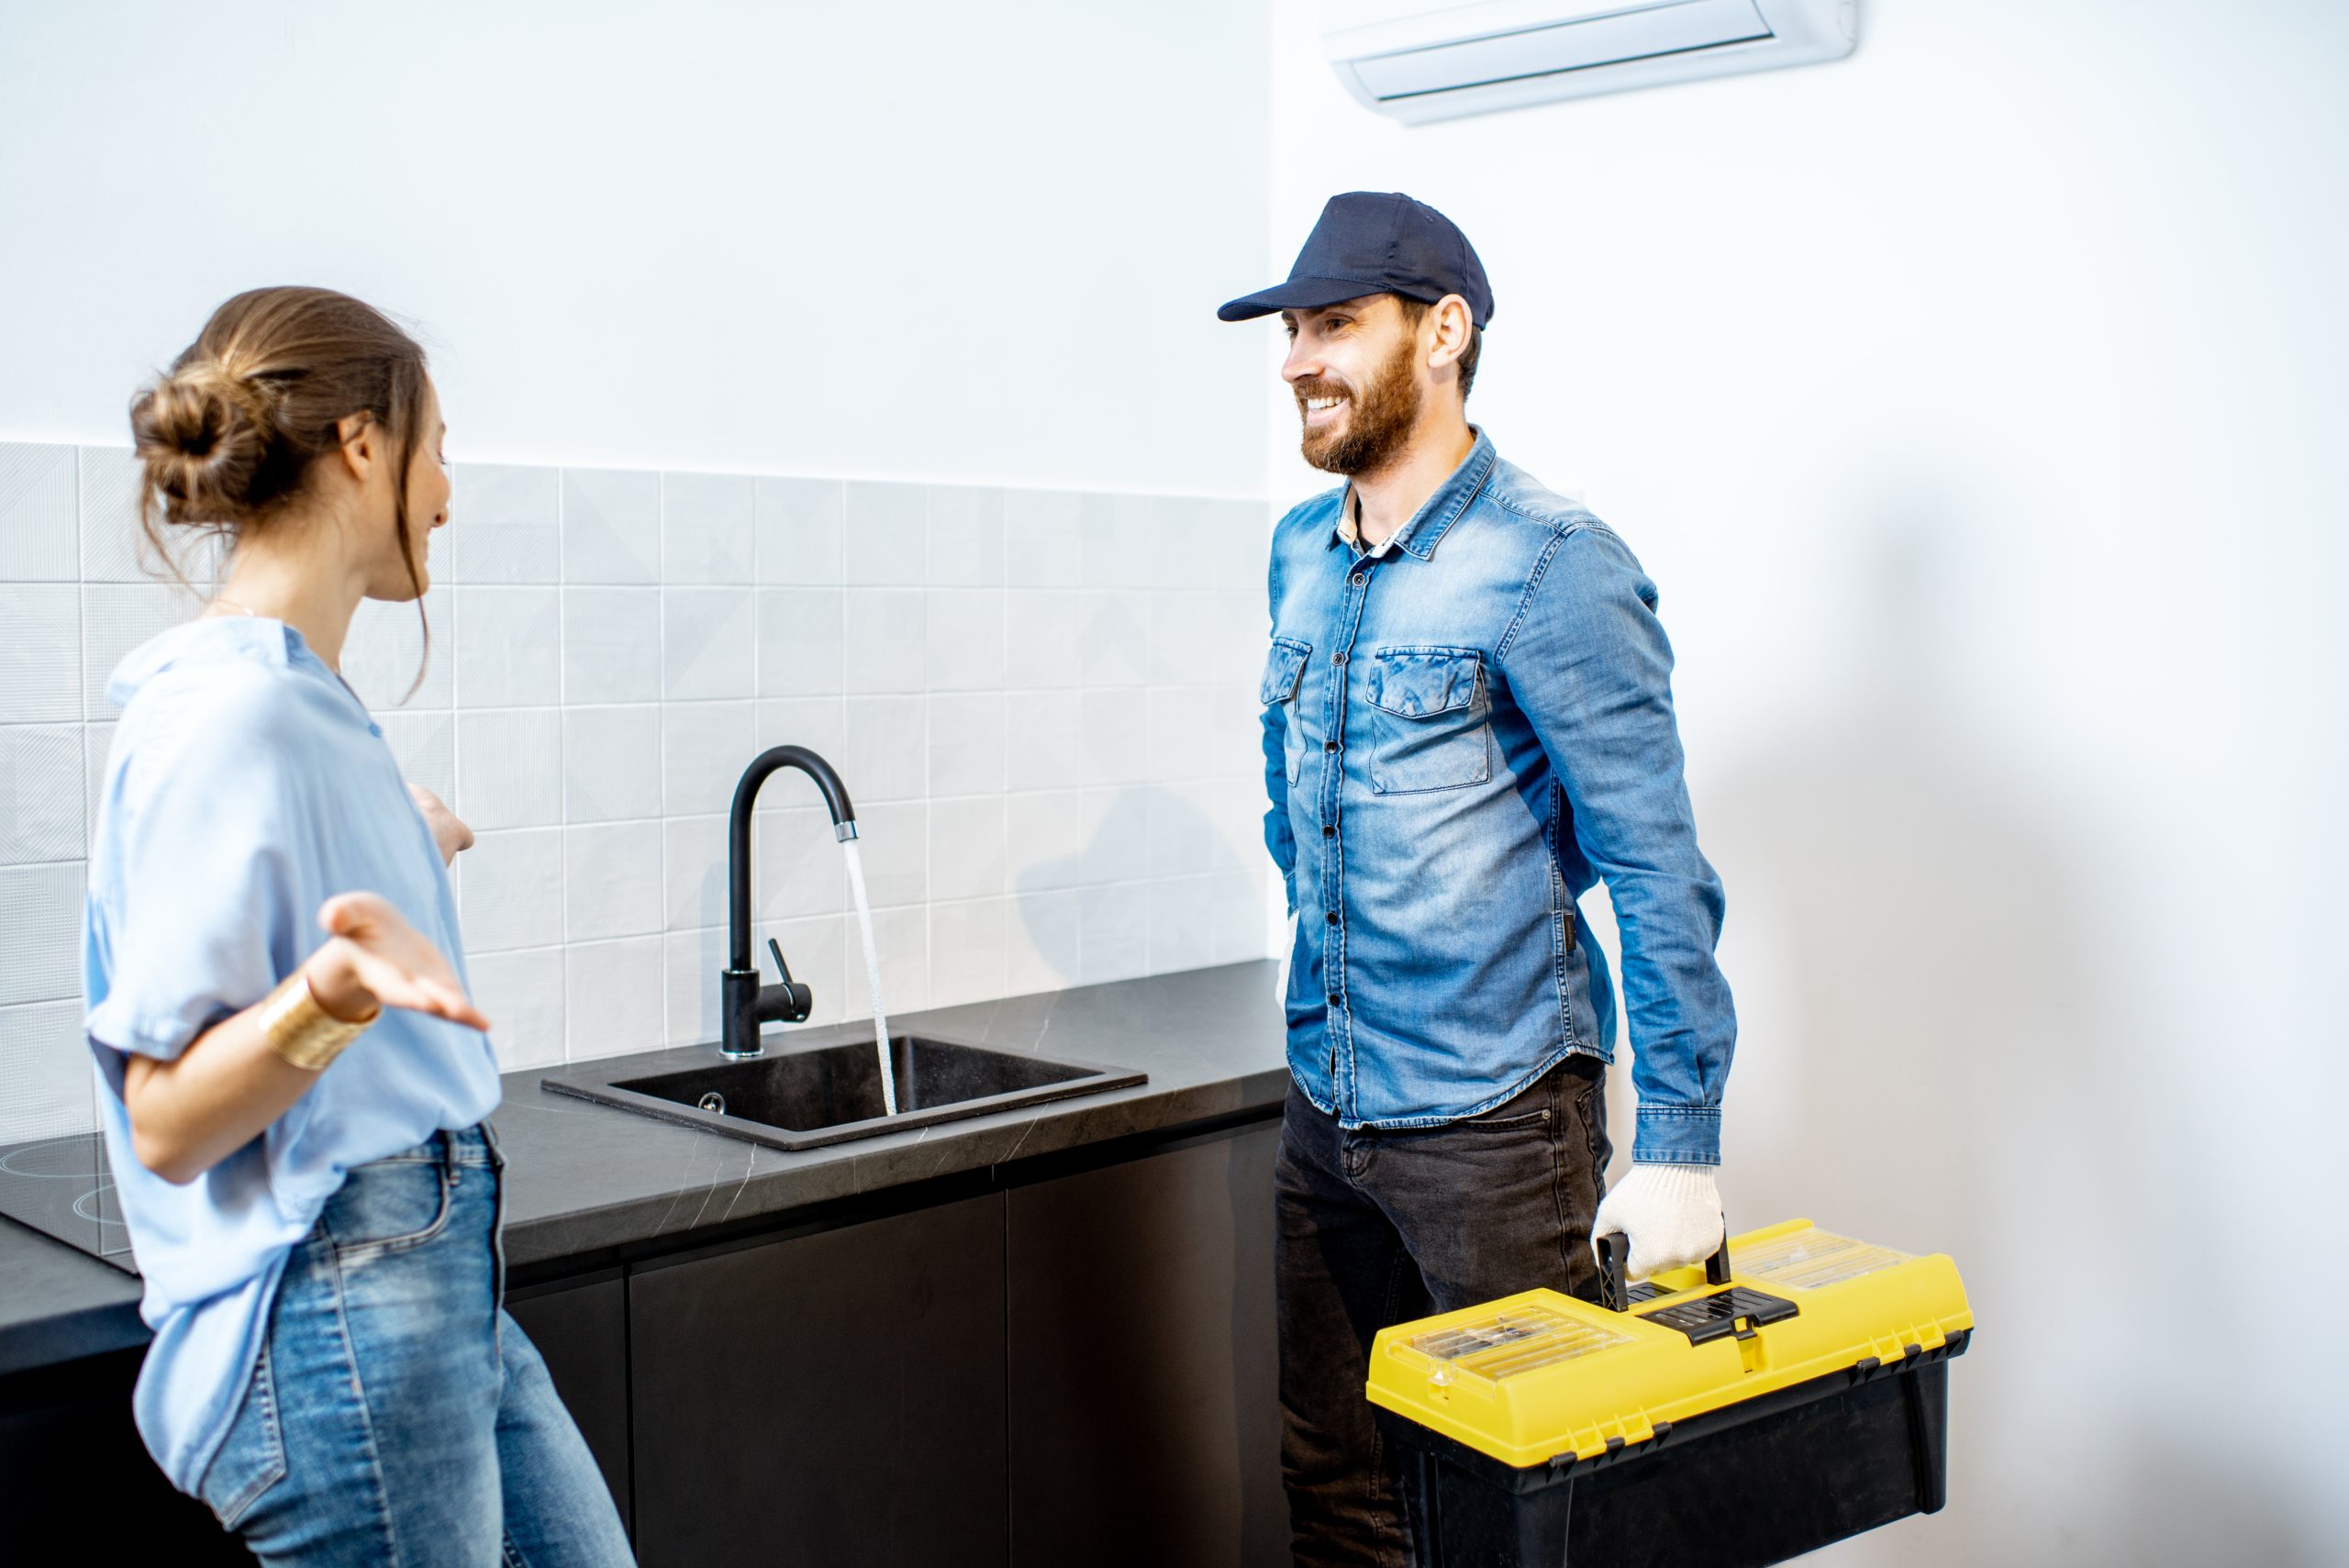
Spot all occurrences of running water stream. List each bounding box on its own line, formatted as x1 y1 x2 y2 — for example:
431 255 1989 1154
841 840 897 1118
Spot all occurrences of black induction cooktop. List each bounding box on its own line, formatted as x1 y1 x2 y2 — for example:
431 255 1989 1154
0 1132 138 1274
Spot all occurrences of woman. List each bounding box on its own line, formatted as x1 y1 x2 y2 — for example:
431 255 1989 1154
85 285 634 1566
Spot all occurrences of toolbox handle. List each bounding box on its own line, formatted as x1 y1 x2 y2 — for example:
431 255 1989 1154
1595 1219 1731 1313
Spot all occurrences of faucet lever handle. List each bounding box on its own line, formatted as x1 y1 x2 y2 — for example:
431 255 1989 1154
765 937 796 988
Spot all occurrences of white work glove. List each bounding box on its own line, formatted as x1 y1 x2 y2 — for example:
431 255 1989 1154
1592 1163 1725 1283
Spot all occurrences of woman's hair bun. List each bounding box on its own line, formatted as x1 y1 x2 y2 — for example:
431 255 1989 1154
129 361 273 528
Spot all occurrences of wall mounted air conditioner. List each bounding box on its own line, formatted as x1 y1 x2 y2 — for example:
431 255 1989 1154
1324 0 1857 123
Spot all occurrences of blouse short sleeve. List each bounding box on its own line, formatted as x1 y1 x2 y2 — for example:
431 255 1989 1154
84 665 323 1063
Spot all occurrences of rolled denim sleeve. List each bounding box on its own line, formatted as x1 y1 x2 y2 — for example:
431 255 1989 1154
1497 525 1734 1164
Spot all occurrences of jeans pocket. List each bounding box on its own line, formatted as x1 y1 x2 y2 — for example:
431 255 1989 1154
324 1151 455 1262
199 1337 288 1530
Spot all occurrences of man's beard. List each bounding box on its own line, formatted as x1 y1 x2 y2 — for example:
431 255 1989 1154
1297 333 1423 476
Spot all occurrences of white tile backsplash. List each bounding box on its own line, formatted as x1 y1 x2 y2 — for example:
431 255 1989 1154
662 700 754 816
0 444 77 580
843 588 927 693
562 586 662 704
662 472 755 584
563 820 664 940
562 704 663 823
754 477 844 586
343 594 452 710
929 795 1006 902
564 935 664 1061
925 486 1005 587
1003 590 1079 690
924 589 1006 692
662 586 755 700
1002 489 1084 588
453 585 562 707
469 946 566 1071
459 827 565 952
0 449 1275 1084
1002 690 1081 793
0 723 83 864
81 583 196 717
841 695 927 804
454 707 562 829
843 482 927 584
0 584 80 723
757 587 844 695
0 862 83 1005
0 1000 93 1142
562 468 662 584
927 694 1004 797
450 463 561 584
755 804 848 920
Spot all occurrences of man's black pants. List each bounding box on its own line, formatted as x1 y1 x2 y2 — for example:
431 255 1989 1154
1275 1053 1611 1567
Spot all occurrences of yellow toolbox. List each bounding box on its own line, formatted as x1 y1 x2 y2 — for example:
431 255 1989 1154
1366 1218 1974 1567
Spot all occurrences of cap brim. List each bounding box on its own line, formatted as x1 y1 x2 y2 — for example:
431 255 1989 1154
1216 275 1391 323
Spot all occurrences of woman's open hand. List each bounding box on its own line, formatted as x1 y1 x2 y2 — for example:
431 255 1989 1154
306 891 490 1032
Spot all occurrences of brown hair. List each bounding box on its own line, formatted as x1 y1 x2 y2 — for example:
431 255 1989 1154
1397 295 1482 401
128 286 434 684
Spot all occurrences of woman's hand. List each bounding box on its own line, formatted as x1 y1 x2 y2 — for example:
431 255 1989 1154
304 892 490 1032
407 783 474 866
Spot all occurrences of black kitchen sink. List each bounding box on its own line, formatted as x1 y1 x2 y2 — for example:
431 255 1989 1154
539 1033 1146 1151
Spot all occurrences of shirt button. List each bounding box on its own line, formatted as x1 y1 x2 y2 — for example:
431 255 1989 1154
1351 573 1366 586
1324 740 1339 753
1332 651 1348 665
1324 912 1339 925
1321 826 1336 838
1327 993 1341 1008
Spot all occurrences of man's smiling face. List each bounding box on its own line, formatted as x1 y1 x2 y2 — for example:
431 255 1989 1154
1281 294 1427 478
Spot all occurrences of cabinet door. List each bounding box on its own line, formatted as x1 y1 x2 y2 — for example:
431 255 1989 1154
506 1272 631 1533
1007 1122 1285 1568
628 1192 1008 1568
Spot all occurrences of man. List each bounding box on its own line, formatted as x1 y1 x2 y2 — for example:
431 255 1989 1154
1220 192 1737 1564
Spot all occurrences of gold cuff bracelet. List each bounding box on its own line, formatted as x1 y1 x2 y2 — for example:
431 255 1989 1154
255 972 377 1071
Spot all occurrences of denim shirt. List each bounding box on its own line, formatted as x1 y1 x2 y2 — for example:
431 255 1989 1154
1260 430 1734 1164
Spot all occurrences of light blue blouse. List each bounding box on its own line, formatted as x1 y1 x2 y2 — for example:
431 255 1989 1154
82 617 500 1493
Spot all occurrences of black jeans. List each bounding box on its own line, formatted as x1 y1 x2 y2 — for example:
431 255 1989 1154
1275 1053 1611 1567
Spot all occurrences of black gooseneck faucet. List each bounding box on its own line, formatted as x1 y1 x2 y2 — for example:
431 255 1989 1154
722 745 857 1060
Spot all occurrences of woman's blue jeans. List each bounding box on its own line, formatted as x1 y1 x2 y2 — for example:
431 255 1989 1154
195 1125 636 1566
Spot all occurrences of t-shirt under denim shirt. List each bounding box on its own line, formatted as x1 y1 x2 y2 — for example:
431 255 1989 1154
81 617 500 1493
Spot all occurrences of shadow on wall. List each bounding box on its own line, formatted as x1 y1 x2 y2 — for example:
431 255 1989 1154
1011 784 1263 984
1698 486 2315 1566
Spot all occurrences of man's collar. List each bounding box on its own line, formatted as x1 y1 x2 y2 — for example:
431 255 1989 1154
1327 428 1497 563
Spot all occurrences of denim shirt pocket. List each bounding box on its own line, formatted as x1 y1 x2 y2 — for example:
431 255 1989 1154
1261 637 1312 784
1363 647 1491 794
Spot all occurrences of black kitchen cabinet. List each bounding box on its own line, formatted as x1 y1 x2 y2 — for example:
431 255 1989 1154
626 1192 1009 1568
0 1346 254 1562
1006 1123 1285 1568
506 1268 632 1534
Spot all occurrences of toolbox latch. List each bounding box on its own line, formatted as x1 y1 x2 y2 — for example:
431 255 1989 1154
1638 1287 1800 1347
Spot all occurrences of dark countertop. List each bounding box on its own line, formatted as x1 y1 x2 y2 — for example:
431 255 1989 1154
0 962 1288 1379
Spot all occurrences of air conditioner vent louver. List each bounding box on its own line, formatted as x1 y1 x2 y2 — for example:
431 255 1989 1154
1324 0 1855 123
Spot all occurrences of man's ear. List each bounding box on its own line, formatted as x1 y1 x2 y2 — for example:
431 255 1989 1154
1427 294 1473 373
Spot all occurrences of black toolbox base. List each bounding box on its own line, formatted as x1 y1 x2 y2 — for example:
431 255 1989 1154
1382 1333 1966 1568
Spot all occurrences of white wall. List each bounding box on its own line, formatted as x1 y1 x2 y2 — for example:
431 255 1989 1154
1264 2 2346 1562
0 0 1270 496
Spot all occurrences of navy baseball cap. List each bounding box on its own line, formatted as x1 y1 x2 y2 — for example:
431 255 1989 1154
1218 192 1493 328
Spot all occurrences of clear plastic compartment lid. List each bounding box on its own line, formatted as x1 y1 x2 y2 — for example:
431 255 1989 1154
1731 1228 1911 1290
1407 1304 1631 1383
